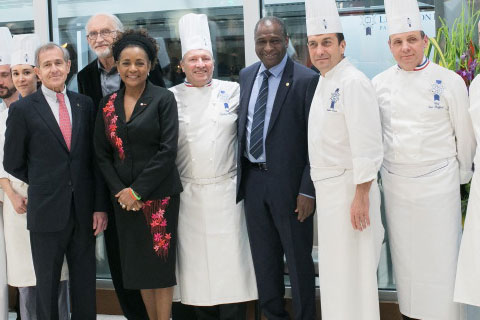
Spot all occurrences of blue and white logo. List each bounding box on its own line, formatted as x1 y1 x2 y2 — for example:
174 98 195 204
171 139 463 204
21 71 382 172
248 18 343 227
407 17 412 28
218 90 231 114
430 80 445 109
328 88 340 112
323 19 328 30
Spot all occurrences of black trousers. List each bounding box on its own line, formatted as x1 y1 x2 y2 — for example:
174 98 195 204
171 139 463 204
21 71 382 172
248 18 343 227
194 302 247 320
242 167 316 320
30 207 95 320
104 209 148 319
172 302 198 320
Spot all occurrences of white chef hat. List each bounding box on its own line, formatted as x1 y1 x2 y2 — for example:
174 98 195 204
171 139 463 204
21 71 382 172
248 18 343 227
10 34 41 67
385 0 422 35
179 13 213 58
305 0 343 36
0 27 13 66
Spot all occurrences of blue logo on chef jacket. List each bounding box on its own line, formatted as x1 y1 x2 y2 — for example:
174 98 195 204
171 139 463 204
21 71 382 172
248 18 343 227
323 19 328 30
219 90 231 115
327 88 340 112
429 80 445 109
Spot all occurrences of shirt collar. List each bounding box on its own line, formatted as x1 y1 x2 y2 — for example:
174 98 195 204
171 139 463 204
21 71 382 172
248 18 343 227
41 84 67 101
397 56 430 72
184 79 212 87
323 57 348 78
258 53 288 78
97 59 118 75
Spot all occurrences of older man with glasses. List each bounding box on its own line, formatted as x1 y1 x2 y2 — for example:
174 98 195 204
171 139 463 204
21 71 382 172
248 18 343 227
77 13 166 320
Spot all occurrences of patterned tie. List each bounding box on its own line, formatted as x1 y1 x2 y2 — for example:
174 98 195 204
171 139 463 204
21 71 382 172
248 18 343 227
249 70 271 159
56 92 72 150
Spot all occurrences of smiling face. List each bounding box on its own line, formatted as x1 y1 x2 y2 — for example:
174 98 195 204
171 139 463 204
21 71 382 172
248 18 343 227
35 46 71 93
11 64 37 97
116 46 151 90
180 49 214 87
254 20 289 69
307 33 345 75
0 64 16 99
389 31 428 71
86 15 118 59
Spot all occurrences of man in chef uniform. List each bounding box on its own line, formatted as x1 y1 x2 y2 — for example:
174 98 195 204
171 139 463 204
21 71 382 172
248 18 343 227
305 0 384 319
0 25 13 320
169 13 258 320
372 1 476 319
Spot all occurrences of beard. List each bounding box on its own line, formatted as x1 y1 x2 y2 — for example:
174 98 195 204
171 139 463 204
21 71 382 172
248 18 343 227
95 46 112 59
0 85 17 100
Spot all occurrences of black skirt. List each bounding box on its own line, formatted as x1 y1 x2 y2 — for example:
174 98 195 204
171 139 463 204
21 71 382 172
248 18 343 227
113 194 179 289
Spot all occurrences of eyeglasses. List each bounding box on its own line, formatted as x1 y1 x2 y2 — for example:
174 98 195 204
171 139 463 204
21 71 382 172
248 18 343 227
87 29 117 40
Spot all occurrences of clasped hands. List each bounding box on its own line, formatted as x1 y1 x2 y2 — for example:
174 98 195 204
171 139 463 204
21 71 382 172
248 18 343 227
116 188 143 212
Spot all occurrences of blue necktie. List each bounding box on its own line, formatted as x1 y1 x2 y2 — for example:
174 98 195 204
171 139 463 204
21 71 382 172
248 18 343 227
249 70 271 160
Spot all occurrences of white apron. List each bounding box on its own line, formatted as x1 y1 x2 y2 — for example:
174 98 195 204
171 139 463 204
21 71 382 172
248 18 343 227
171 80 257 305
454 169 480 306
0 203 8 320
0 108 68 287
314 171 384 320
381 159 464 319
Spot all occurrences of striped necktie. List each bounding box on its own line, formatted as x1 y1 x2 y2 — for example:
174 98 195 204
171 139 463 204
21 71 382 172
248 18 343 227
249 70 271 159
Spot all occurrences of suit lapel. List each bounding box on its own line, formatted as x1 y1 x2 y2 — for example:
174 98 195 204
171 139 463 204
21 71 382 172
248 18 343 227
238 63 260 143
91 61 103 107
32 90 69 151
67 91 81 153
267 57 293 136
129 82 154 122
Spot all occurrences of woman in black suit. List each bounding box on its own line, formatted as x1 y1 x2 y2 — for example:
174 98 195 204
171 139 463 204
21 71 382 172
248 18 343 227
94 29 182 320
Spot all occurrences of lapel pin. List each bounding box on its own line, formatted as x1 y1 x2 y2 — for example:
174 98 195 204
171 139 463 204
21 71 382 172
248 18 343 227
286 82 290 87
77 103 80 107
140 102 147 106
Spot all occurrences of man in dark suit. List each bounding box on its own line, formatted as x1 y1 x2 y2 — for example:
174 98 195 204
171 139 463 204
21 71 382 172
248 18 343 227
4 43 108 320
77 13 169 320
237 16 318 319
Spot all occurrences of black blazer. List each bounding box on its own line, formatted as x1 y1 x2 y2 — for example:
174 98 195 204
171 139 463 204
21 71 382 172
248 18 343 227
94 81 182 200
77 58 166 109
236 57 319 202
3 89 109 232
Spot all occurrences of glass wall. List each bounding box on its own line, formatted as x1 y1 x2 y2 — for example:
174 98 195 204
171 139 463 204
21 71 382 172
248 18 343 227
0 0 34 35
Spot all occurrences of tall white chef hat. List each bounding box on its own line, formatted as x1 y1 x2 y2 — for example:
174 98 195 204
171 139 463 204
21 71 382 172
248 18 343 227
385 0 422 35
0 27 13 66
305 0 343 36
179 13 212 58
11 34 41 67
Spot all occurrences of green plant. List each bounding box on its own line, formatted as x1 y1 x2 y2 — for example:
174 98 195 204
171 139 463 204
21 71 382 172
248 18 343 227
426 0 480 86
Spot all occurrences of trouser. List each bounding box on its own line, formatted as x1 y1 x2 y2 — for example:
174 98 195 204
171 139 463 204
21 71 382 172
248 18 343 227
172 302 198 320
194 302 247 320
30 208 96 320
243 166 316 320
18 280 69 320
104 208 148 319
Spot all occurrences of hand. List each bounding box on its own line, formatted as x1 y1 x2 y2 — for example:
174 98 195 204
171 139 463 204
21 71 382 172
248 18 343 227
115 188 135 211
350 191 370 231
93 211 108 236
295 194 315 222
131 200 144 212
7 191 27 214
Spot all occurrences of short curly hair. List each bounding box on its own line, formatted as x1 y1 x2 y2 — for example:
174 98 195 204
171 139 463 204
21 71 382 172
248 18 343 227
112 28 159 67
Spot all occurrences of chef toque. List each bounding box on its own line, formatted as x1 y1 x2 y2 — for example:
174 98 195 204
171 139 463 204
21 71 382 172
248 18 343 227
179 13 212 58
10 34 41 67
305 0 343 36
384 0 422 35
0 27 13 66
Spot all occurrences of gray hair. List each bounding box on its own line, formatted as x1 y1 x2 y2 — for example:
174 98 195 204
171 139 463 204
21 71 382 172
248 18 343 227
35 43 70 67
85 13 124 33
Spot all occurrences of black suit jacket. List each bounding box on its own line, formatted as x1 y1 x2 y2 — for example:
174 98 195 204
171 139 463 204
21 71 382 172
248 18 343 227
94 81 182 200
77 58 166 109
236 57 318 202
4 89 109 232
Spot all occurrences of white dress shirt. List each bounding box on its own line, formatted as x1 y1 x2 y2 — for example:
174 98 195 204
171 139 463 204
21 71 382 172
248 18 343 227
41 85 72 125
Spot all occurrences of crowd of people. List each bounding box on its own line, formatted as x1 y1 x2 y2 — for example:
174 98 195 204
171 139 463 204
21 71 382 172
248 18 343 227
0 0 479 319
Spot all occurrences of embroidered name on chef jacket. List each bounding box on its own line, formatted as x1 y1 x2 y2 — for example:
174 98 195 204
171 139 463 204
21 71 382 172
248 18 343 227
218 90 231 115
327 88 340 112
429 80 445 110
